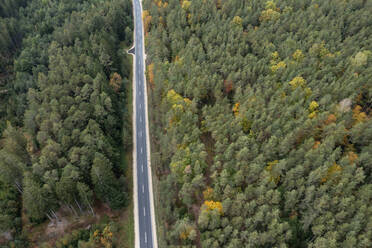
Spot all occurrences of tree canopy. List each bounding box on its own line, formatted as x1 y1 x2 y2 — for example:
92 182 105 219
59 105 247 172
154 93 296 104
0 0 133 242
143 0 372 247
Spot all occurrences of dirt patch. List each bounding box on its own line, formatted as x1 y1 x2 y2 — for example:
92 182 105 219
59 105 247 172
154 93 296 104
45 218 69 236
200 131 215 187
200 132 215 167
0 232 12 244
25 201 122 247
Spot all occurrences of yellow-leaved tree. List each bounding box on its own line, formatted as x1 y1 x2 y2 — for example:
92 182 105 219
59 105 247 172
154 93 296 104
308 101 319 119
181 0 191 10
321 163 342 183
352 105 368 123
202 200 223 215
232 16 242 26
147 63 155 88
266 160 280 184
292 49 304 62
166 89 192 126
232 102 240 116
142 10 152 36
289 76 306 90
260 1 280 22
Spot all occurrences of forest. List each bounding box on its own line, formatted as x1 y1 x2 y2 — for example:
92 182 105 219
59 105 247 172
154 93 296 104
143 0 372 247
0 0 133 246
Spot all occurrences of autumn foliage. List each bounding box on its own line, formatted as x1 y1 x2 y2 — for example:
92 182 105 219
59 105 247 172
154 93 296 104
260 1 280 22
321 163 342 183
324 114 337 125
93 226 114 248
289 76 306 90
148 63 155 88
352 105 368 123
223 79 233 94
202 200 223 215
142 10 152 36
109 72 122 93
232 102 240 116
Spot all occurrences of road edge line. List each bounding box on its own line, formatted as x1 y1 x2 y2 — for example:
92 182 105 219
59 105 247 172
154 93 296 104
130 1 140 246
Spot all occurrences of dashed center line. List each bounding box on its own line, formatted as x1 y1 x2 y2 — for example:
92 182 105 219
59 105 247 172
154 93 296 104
134 3 156 247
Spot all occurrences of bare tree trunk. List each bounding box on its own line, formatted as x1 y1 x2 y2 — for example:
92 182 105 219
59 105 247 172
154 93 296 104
87 201 95 216
50 209 59 222
75 198 83 213
46 213 54 222
14 181 23 194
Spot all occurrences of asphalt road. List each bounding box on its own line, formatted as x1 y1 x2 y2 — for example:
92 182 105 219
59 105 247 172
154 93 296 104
133 0 154 247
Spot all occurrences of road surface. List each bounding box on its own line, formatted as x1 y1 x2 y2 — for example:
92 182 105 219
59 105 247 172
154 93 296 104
132 0 157 247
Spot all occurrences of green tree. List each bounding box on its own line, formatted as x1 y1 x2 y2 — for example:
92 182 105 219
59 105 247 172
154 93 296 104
91 153 125 209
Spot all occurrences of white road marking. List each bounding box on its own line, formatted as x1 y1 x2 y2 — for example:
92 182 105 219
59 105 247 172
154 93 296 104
133 3 158 248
